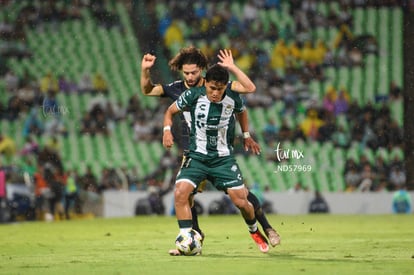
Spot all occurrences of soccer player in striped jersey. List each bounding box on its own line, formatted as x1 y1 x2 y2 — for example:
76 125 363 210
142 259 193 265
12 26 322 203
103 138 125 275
163 63 271 253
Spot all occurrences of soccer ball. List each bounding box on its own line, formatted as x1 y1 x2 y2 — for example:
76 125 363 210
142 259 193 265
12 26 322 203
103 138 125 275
175 229 203 256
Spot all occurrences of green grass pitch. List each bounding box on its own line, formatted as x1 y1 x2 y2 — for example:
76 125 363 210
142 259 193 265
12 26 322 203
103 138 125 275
1 215 413 275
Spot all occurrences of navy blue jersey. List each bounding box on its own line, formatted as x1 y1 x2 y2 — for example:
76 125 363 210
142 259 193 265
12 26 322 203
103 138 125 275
162 80 192 150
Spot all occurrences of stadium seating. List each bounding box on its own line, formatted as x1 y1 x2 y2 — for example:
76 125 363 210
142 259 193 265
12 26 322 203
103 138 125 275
0 1 405 193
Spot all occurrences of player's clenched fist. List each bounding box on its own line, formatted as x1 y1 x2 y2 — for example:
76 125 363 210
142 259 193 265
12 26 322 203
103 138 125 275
141 53 156 70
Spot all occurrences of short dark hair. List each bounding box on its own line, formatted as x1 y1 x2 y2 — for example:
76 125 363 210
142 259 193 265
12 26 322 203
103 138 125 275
205 64 229 85
168 46 209 71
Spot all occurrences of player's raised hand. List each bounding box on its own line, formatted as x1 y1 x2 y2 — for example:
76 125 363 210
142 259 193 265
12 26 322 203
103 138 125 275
141 53 156 70
217 49 235 69
243 136 261 155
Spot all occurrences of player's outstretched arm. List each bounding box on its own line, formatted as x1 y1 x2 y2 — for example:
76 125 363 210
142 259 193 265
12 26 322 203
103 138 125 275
140 53 164 96
162 102 180 149
217 49 256 94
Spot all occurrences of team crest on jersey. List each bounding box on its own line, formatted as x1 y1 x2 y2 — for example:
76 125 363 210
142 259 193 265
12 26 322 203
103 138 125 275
231 165 237 172
209 136 217 145
224 105 233 115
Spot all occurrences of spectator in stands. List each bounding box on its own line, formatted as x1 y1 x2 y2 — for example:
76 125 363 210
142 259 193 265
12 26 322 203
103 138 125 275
64 169 82 219
21 157 36 178
344 164 361 192
277 119 293 141
79 165 99 193
80 112 96 135
263 118 279 145
389 80 402 100
108 100 126 122
4 95 22 121
44 117 68 137
126 94 140 117
0 133 16 161
288 182 308 193
388 122 403 148
94 111 110 136
58 74 77 93
22 108 44 138
44 136 61 154
44 165 65 220
392 185 412 214
37 144 63 172
287 40 302 67
242 0 259 26
317 116 336 143
20 136 39 156
163 20 184 50
4 69 19 93
300 40 316 65
334 88 350 115
17 81 37 111
291 124 307 142
338 4 353 27
388 165 406 191
348 46 363 66
373 154 389 181
308 191 330 213
333 24 354 50
322 86 337 115
300 108 324 140
358 163 376 192
326 6 339 27
332 125 351 148
133 117 154 142
91 1 121 30
270 39 289 70
78 74 93 94
39 72 58 96
42 91 60 117
99 167 122 192
33 164 49 220
92 73 109 95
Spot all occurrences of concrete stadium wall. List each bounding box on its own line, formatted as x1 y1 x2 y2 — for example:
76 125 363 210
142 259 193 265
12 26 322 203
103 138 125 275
102 191 413 217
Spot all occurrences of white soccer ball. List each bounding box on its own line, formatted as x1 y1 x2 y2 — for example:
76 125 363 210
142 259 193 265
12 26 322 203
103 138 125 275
175 229 203 256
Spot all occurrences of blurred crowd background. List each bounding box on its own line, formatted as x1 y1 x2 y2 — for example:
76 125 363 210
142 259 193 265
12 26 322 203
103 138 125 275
0 0 412 221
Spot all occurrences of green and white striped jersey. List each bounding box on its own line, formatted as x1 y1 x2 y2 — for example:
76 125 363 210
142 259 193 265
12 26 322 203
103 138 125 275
176 86 245 161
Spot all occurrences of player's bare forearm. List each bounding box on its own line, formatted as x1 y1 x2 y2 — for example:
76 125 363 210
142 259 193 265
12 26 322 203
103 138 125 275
235 110 249 133
140 53 164 96
140 68 154 95
162 102 180 149
235 110 260 154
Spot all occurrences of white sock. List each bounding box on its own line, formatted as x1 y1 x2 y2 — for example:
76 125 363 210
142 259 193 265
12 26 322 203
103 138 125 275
247 222 258 233
180 228 192 235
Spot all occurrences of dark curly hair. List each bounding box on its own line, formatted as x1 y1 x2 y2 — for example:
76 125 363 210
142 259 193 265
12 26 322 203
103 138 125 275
168 46 209 71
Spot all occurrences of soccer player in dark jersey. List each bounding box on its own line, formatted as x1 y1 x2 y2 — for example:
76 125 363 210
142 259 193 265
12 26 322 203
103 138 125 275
140 47 280 253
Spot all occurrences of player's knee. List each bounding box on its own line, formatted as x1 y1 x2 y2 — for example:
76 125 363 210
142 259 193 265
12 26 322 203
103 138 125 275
174 182 193 204
232 197 250 211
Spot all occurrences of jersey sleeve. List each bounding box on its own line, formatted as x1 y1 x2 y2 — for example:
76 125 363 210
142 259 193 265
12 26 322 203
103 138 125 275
176 88 196 111
228 88 245 114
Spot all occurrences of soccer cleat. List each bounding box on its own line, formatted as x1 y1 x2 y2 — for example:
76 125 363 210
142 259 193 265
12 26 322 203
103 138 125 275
250 230 269 253
199 231 205 245
265 228 281 247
